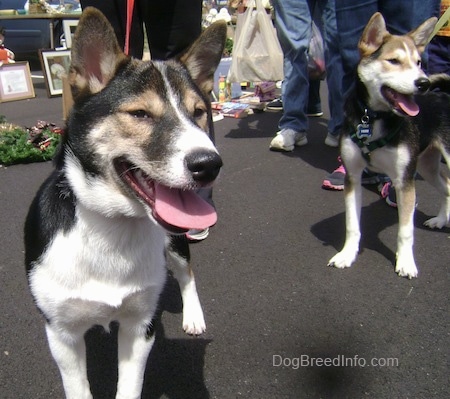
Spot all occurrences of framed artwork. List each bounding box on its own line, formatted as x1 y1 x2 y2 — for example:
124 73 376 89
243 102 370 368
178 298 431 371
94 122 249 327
39 49 71 97
0 62 35 102
63 20 79 48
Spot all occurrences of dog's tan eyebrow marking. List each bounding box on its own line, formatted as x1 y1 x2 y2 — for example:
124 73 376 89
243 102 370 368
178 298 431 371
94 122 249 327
385 48 404 57
183 89 205 110
120 90 166 117
382 37 406 56
384 37 419 63
404 41 421 63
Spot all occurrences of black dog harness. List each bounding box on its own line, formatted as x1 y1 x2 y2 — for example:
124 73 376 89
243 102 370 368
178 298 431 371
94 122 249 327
349 106 404 164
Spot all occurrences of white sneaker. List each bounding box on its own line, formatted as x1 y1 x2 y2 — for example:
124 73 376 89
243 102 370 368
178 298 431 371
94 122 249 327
269 128 307 151
324 132 339 148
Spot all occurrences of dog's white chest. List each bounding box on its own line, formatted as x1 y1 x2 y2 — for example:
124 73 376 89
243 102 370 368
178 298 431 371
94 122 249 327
29 209 167 314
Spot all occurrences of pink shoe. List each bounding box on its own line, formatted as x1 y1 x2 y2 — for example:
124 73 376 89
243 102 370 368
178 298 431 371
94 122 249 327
322 163 346 190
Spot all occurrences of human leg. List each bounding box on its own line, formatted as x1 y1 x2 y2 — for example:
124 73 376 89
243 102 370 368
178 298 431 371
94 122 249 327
307 80 323 116
323 1 378 187
275 0 311 132
379 0 440 71
270 0 312 151
428 36 450 75
80 0 144 58
80 0 126 47
320 0 344 140
380 0 440 34
143 0 203 61
335 0 439 83
334 0 378 98
307 0 324 117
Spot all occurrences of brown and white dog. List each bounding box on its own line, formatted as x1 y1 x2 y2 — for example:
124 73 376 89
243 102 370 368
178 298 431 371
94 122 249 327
24 8 226 398
328 12 450 278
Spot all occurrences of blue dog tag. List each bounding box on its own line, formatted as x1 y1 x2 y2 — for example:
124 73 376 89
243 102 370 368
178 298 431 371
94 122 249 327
356 123 372 140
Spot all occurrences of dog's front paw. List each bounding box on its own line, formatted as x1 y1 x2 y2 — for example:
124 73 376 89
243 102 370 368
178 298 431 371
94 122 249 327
328 249 358 269
395 254 418 279
183 305 206 335
423 216 449 229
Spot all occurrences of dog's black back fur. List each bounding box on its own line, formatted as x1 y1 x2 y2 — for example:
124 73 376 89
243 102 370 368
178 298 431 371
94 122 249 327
25 171 75 273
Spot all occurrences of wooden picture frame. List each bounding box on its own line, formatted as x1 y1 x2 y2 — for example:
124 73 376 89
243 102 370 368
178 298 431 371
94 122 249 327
63 20 79 48
39 49 71 97
0 62 35 103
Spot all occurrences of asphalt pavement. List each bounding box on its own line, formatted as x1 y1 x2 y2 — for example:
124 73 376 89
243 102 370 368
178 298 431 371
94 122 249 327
0 61 448 399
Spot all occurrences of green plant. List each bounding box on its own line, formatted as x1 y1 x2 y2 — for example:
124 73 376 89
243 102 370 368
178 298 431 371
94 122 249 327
223 37 233 57
0 123 62 166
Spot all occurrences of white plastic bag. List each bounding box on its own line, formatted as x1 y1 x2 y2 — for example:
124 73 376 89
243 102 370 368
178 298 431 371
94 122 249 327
308 21 326 80
228 0 284 83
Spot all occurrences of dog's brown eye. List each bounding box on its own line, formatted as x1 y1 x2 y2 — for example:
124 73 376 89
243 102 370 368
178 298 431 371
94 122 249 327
130 110 150 119
387 58 400 65
417 60 422 67
193 108 206 119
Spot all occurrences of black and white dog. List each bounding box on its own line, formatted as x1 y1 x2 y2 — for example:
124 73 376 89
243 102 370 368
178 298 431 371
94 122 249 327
328 13 450 278
24 8 226 398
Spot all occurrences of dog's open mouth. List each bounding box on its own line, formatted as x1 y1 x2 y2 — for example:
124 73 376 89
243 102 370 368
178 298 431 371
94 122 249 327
381 86 419 116
114 159 217 234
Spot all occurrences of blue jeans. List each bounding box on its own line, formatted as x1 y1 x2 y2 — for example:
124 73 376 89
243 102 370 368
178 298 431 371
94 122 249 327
312 0 344 135
428 36 450 75
273 0 311 133
273 0 343 135
335 0 440 99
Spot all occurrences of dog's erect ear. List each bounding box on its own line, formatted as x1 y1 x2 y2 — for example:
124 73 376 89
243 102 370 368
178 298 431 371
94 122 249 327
408 17 437 54
180 21 227 95
359 12 389 57
69 7 127 99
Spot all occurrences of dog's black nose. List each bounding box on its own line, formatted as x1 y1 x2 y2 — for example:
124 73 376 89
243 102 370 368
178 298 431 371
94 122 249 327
186 150 223 184
415 77 431 92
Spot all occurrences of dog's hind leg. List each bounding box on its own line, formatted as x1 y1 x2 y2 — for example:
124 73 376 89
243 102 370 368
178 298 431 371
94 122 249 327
417 146 450 229
166 235 206 335
328 154 364 269
393 180 418 278
45 323 93 399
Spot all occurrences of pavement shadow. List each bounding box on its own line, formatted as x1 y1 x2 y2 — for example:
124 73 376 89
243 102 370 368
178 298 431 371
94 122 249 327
311 192 450 266
292 336 372 397
279 116 341 174
143 274 211 399
225 110 279 139
85 274 210 399
311 196 399 264
142 327 211 399
225 111 340 173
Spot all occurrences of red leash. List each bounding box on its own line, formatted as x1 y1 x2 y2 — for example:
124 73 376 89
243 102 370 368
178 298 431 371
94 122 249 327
124 0 135 55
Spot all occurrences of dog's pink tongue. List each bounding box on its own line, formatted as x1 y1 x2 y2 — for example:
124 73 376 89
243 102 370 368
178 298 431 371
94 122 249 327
154 184 217 229
396 93 419 116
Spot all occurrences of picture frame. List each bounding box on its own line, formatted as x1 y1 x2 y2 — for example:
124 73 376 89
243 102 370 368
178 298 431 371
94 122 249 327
39 49 72 97
62 20 79 49
0 62 35 103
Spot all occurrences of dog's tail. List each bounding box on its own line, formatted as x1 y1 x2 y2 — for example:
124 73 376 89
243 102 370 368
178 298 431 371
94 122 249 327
429 73 450 93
